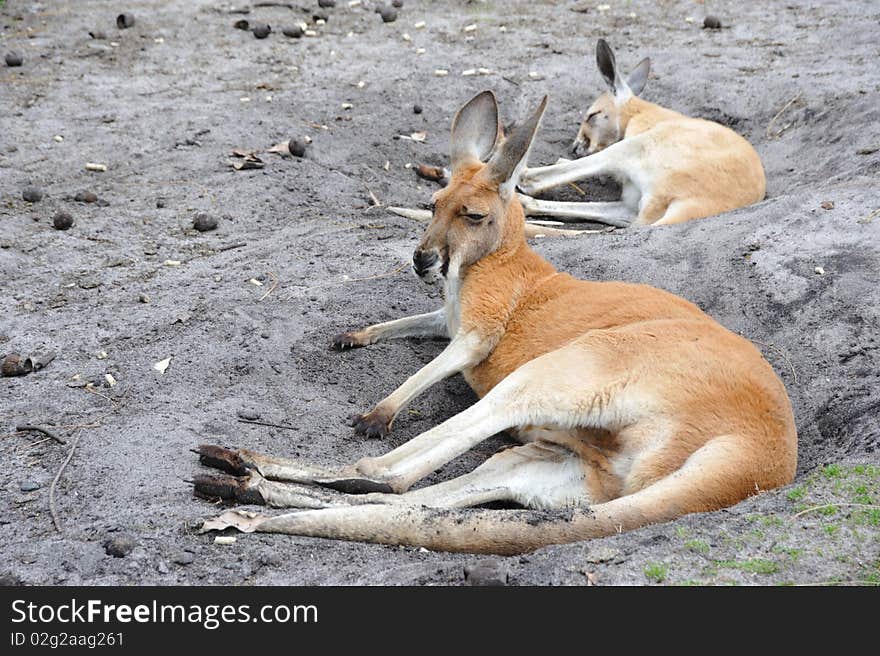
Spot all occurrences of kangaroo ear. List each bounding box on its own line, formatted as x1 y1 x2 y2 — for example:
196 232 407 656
627 57 651 96
486 95 548 198
450 90 501 172
596 39 631 99
596 39 619 92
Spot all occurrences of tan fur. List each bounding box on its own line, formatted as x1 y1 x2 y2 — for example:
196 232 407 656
432 169 794 500
520 43 767 226
198 93 796 555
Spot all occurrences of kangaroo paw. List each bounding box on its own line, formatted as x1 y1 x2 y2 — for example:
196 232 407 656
351 408 393 439
194 444 249 475
192 472 264 505
330 331 369 351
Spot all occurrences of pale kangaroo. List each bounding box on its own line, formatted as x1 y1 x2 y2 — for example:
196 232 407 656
194 91 796 555
516 39 767 227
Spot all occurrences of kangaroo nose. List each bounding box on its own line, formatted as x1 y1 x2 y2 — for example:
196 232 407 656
571 137 588 156
412 250 438 276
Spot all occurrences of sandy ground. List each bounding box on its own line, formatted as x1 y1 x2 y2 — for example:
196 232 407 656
1 0 879 586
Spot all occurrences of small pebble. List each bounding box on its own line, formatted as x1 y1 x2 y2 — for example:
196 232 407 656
814 266 825 275
379 7 398 23
820 200 834 210
53 211 74 230
89 29 107 40
138 293 151 303
75 191 98 203
20 481 41 493
5 52 23 67
156 197 166 208
2 354 31 377
413 104 423 114
22 187 43 203
233 19 250 30
318 0 336 7
282 25 304 38
103 535 136 558
173 551 195 566
392 0 404 6
237 408 261 421
289 139 307 157
252 23 271 39
193 213 218 232
703 15 722 29
116 13 135 29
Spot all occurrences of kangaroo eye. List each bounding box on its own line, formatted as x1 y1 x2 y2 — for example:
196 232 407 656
464 212 486 223
585 111 600 123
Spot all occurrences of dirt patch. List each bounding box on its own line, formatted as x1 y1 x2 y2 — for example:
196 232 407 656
1 0 878 585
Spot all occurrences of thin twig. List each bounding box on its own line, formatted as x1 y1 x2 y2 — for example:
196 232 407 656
568 182 587 197
218 242 248 252
49 430 83 533
367 189 382 208
237 418 299 431
857 208 880 225
766 92 802 139
753 340 798 384
18 436 54 452
791 502 880 519
258 272 279 301
16 425 67 445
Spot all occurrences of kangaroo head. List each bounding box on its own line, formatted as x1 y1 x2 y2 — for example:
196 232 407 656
413 91 547 284
573 39 651 157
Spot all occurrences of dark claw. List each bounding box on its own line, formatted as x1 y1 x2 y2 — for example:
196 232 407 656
351 410 392 439
317 478 394 495
195 444 248 476
330 331 365 351
192 473 264 505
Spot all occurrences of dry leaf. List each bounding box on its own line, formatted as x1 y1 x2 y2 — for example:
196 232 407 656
231 159 264 170
268 141 291 155
154 357 171 374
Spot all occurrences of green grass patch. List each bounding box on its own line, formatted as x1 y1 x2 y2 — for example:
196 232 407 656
772 546 803 561
822 464 843 479
853 507 880 526
644 562 669 583
684 539 710 554
787 486 807 502
852 464 880 478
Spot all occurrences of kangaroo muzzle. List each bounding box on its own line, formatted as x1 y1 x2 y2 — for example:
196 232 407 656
412 249 440 278
572 136 590 157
